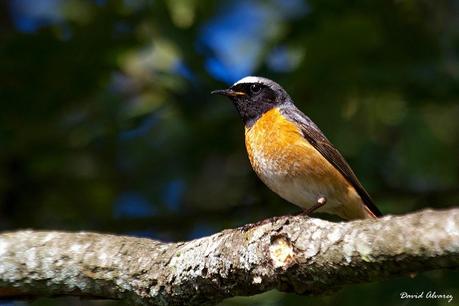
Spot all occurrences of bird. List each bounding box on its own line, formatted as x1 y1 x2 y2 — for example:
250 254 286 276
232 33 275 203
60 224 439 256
211 76 382 220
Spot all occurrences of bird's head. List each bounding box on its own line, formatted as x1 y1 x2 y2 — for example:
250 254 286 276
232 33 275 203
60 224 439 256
212 76 292 126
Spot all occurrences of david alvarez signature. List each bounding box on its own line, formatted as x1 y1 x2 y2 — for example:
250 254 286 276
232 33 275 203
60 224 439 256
400 291 453 303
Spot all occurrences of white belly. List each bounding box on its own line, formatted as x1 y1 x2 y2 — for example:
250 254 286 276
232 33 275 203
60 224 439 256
253 153 343 213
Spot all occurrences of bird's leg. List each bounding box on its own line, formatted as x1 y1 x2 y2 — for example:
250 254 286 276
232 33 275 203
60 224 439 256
303 196 327 216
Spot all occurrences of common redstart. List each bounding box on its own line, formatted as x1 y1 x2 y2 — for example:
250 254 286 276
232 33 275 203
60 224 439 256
212 76 382 220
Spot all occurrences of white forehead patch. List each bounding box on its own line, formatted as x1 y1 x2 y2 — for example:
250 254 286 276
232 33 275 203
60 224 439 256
233 76 267 86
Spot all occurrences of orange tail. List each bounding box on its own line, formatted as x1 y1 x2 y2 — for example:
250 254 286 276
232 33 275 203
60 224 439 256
363 205 380 219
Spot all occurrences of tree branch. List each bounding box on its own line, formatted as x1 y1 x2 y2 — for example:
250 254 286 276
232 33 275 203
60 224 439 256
1 208 458 305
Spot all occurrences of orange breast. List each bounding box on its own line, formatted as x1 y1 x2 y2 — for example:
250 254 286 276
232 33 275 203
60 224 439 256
244 107 368 219
245 107 334 179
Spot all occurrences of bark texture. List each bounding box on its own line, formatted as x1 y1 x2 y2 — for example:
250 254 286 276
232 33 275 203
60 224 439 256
0 208 459 305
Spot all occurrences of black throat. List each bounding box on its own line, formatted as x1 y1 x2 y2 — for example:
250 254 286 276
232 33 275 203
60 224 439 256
233 99 276 128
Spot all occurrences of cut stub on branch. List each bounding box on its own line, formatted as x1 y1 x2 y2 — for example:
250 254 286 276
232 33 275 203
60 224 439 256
0 208 458 306
269 234 295 268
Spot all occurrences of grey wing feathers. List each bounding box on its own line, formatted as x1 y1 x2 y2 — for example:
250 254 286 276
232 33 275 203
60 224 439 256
280 105 382 217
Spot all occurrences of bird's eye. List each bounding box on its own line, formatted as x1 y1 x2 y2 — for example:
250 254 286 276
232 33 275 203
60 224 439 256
250 84 261 94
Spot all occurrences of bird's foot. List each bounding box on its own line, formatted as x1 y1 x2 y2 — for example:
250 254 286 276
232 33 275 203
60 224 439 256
239 215 291 231
240 197 328 231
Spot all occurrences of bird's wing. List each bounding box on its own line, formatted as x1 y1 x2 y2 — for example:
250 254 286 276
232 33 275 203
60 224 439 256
280 105 383 217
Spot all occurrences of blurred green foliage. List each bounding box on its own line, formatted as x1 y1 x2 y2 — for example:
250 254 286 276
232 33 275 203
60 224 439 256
0 0 458 305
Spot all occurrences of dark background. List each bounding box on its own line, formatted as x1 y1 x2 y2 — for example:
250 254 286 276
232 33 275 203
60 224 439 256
1 0 458 305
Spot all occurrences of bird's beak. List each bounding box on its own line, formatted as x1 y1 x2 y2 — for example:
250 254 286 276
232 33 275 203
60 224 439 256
211 89 246 97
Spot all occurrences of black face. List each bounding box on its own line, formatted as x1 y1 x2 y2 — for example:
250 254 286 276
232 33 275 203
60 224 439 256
212 82 287 127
